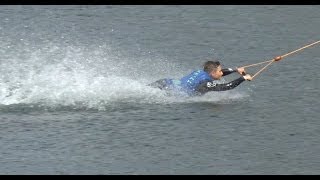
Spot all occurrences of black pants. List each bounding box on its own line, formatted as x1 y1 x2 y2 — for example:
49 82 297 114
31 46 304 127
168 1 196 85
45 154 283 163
148 79 168 90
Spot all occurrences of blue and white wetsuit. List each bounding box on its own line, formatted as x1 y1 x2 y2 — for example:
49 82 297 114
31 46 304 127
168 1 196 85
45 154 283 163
149 68 245 96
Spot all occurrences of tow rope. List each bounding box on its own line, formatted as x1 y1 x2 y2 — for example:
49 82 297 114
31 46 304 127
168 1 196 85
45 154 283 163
240 40 320 80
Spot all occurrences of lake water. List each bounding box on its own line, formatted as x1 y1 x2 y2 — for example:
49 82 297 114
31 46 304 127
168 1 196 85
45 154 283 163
0 5 319 174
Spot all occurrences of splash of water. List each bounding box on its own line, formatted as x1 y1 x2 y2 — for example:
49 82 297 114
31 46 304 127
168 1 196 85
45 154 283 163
0 42 249 111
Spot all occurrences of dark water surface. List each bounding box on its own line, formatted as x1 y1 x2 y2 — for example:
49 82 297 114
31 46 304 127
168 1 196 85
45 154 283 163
0 5 319 174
